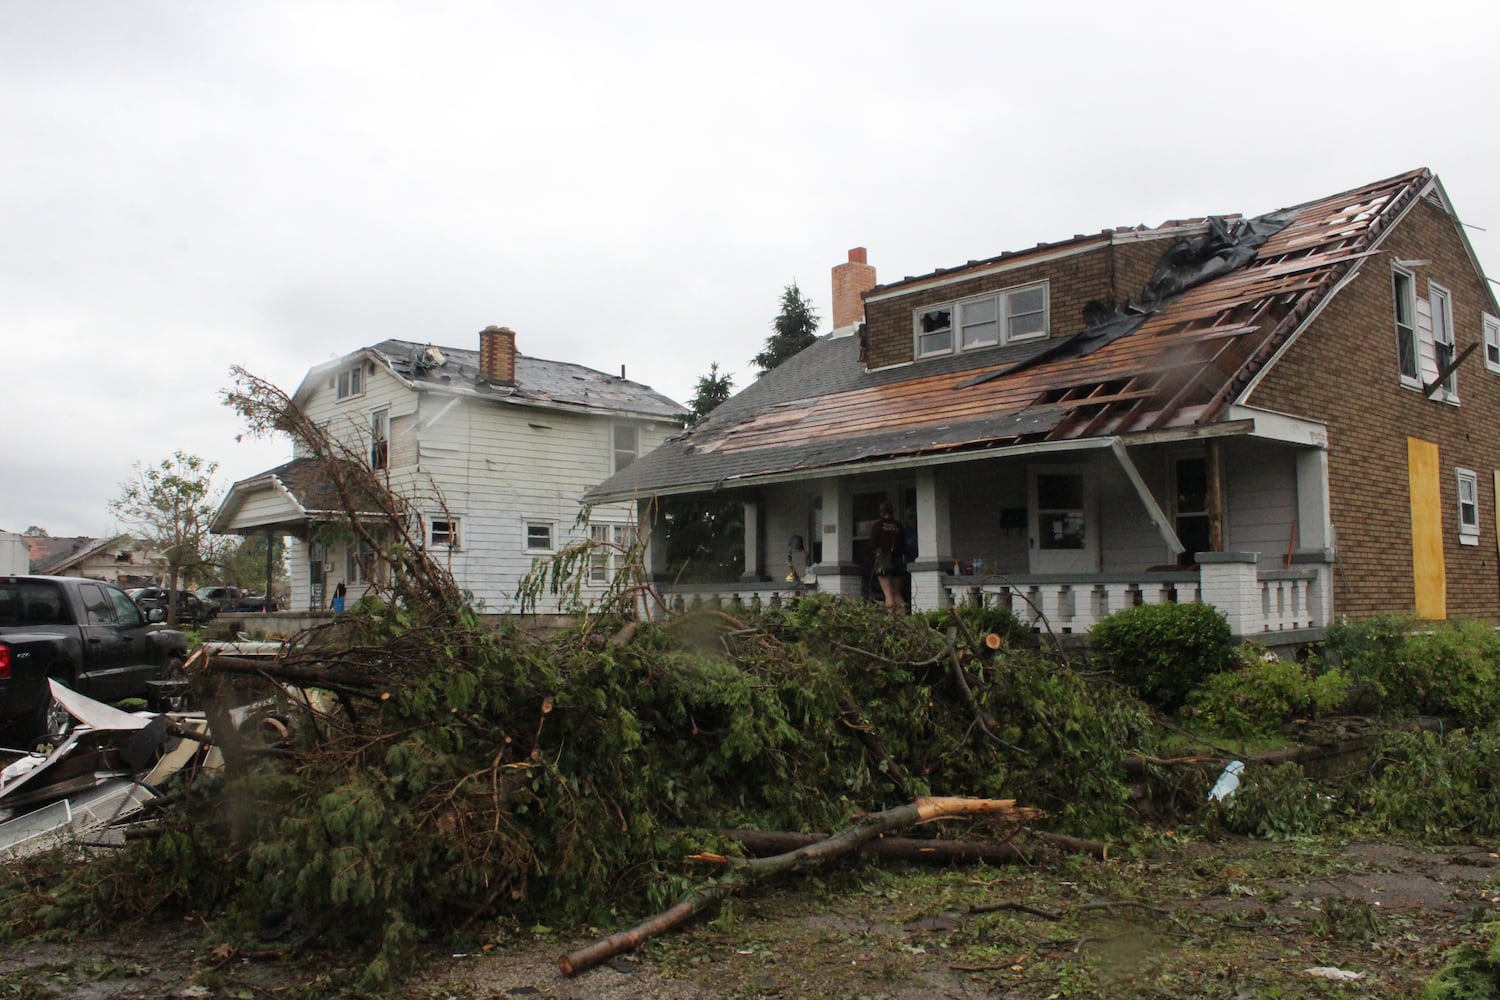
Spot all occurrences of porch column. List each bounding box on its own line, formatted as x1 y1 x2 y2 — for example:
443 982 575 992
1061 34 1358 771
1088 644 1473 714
910 470 953 610
1295 447 1332 552
640 499 671 581
1196 551 1261 637
813 478 863 598
740 499 763 582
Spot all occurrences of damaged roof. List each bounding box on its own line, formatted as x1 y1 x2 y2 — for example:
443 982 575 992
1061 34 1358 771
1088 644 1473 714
589 168 1443 502
296 339 688 423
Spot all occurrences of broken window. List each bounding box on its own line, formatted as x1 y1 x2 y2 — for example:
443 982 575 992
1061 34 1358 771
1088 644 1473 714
1394 269 1419 384
1457 467 1480 545
917 308 953 356
915 281 1048 359
1430 282 1457 399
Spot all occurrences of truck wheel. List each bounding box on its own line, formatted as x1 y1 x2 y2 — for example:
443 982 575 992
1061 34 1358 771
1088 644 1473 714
30 669 76 753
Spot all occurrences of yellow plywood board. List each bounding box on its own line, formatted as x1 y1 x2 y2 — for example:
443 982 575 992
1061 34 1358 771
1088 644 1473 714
1493 470 1500 561
1408 438 1446 620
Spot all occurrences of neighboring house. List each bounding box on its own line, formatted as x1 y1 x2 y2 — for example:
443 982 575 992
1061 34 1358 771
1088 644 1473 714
0 532 28 575
21 533 163 587
211 326 689 612
589 168 1500 641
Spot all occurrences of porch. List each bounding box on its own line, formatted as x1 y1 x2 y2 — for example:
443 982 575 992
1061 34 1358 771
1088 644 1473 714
656 551 1330 643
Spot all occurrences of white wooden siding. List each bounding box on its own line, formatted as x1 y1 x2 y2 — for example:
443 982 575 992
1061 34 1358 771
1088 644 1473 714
284 360 681 612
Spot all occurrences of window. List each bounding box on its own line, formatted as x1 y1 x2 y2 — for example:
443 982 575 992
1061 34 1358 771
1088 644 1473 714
336 363 364 400
959 298 997 349
1035 472 1086 550
1430 282 1456 398
78 583 117 625
916 307 953 356
612 424 639 473
914 281 1048 359
1173 456 1211 567
429 517 459 548
370 408 389 470
1394 268 1418 384
588 523 636 583
525 522 554 552
347 538 377 585
1484 313 1500 374
1457 468 1480 545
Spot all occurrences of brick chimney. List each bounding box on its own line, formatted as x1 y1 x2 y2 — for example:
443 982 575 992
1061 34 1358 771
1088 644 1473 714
479 325 517 384
831 247 877 333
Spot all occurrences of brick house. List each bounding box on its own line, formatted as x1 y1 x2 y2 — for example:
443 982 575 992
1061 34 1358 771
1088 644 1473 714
211 327 687 612
589 168 1500 640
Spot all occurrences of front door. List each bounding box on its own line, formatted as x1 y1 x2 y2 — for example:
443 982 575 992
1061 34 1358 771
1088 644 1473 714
1028 466 1099 575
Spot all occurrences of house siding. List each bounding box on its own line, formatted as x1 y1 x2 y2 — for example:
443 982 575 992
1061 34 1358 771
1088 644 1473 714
277 355 682 613
1248 195 1500 622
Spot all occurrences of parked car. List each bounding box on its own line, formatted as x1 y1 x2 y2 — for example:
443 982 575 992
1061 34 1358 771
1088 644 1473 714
126 587 215 628
0 575 188 744
195 585 279 613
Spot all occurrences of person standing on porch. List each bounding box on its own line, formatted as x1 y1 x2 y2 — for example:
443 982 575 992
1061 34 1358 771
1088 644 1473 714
868 502 908 612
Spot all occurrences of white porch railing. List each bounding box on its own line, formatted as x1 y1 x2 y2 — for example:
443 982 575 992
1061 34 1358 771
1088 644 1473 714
657 554 1328 640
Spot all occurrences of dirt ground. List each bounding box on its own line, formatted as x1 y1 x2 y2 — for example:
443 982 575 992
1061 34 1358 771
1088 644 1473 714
3 836 1497 999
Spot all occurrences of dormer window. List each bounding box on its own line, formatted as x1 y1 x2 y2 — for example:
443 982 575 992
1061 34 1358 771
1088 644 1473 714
336 363 364 400
914 281 1049 359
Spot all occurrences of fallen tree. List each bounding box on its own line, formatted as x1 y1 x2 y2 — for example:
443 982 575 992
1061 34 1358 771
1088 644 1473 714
559 796 1044 975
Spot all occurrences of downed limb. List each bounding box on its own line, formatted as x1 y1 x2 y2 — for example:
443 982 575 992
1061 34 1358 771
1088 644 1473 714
708 828 1041 865
558 796 1039 976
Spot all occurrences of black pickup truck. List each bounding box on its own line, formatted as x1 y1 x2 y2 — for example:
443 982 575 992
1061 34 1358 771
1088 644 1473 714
0 575 189 743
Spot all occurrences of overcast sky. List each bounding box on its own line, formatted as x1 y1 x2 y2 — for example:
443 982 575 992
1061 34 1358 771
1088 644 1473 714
5 1 1499 539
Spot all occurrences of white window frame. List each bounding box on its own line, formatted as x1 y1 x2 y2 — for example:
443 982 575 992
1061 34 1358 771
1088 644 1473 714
346 538 377 585
428 515 459 549
336 363 364 401
915 306 954 357
1430 281 1457 400
1457 467 1480 545
1484 312 1500 375
612 424 639 474
524 521 555 553
1393 266 1419 386
588 523 636 583
370 407 390 470
913 281 1049 359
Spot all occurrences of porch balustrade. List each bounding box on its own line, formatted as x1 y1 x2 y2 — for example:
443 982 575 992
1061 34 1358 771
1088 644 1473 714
655 557 1327 640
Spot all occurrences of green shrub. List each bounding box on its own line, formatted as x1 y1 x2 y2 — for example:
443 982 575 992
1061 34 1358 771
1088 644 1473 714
1317 616 1500 727
1088 601 1234 711
1216 762 1335 839
1188 652 1352 738
1363 725 1500 837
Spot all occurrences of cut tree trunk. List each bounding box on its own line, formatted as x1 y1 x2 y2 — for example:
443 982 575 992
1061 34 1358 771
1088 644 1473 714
558 796 1040 976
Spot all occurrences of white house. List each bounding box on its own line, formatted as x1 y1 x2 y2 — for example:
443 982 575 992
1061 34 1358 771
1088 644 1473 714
211 326 688 612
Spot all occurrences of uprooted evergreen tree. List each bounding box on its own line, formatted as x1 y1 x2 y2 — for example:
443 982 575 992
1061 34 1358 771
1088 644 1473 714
0 367 1163 993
